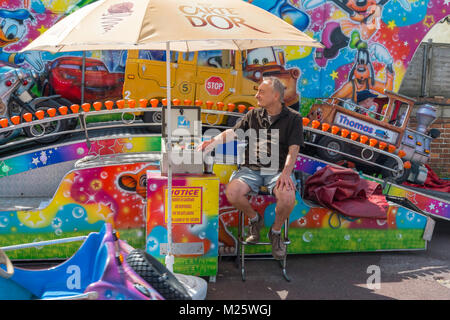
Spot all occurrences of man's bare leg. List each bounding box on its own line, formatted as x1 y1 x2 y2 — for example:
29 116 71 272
225 179 258 220
272 186 296 231
225 179 263 242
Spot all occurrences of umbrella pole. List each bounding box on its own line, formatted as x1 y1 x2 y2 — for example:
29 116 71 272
81 51 86 104
165 41 174 272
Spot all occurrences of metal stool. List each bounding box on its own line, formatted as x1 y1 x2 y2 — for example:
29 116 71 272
236 187 291 282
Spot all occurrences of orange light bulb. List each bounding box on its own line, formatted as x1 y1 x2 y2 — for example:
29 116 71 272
93 101 102 111
47 108 57 117
81 103 91 112
23 113 33 122
378 142 387 150
360 135 368 144
350 132 359 141
321 122 330 132
58 106 68 115
104 101 114 110
127 99 136 108
139 99 148 108
341 129 349 138
150 99 159 108
35 110 45 120
331 126 339 134
116 100 125 109
238 104 246 113
206 101 214 109
10 116 20 125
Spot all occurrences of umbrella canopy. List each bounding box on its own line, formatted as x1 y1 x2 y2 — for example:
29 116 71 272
21 0 323 53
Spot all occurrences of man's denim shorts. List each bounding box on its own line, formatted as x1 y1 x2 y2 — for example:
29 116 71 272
229 166 296 195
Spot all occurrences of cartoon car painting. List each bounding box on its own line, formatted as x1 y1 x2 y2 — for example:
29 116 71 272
244 47 301 111
43 56 124 103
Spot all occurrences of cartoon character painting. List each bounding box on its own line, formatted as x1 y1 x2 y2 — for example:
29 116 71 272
244 47 301 110
305 0 411 67
0 8 43 71
331 32 394 101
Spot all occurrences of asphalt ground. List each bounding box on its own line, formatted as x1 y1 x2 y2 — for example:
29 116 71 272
206 218 450 300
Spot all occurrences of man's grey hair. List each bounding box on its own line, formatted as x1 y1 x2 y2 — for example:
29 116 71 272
263 76 285 104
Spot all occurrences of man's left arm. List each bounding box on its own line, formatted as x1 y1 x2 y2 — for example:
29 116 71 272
276 145 300 191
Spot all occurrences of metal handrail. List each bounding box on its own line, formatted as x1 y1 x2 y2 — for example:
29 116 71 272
303 125 404 176
0 105 246 149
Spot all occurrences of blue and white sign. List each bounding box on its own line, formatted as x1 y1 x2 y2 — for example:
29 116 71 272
334 112 398 144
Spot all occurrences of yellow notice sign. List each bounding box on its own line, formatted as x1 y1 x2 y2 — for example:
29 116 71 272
164 187 202 224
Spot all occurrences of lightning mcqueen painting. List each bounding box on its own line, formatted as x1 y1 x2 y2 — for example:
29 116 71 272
43 56 124 103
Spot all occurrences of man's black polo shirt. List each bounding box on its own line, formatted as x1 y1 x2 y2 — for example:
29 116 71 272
232 105 303 172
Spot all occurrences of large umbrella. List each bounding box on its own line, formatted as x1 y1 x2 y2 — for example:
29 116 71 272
23 0 322 52
21 0 323 271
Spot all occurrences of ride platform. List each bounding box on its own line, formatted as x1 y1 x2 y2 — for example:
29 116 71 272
0 133 443 277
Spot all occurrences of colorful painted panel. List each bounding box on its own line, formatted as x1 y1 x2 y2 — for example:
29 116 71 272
0 162 158 259
293 153 450 221
214 163 428 256
216 141 450 221
0 135 161 178
146 172 219 276
384 183 450 220
0 155 431 266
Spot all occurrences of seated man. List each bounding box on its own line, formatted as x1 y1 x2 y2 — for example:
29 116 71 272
197 77 303 260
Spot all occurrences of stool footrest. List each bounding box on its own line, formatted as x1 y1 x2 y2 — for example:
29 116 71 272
238 237 291 246
237 209 291 282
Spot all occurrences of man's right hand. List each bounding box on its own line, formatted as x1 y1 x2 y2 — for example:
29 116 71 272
196 139 216 153
196 129 236 153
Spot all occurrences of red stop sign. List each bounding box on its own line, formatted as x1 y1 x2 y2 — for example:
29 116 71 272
205 76 225 96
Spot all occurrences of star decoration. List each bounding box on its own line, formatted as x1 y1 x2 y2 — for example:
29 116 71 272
330 70 339 80
32 157 40 166
423 15 435 29
37 25 48 35
406 192 418 204
23 211 45 227
147 237 158 251
387 20 397 30
90 179 103 191
96 201 115 222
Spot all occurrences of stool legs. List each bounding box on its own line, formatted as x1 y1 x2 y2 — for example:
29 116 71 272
236 210 291 282
281 220 291 282
236 209 246 281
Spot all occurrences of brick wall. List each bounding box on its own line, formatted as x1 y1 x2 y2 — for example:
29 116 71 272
409 99 450 179
427 118 450 178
